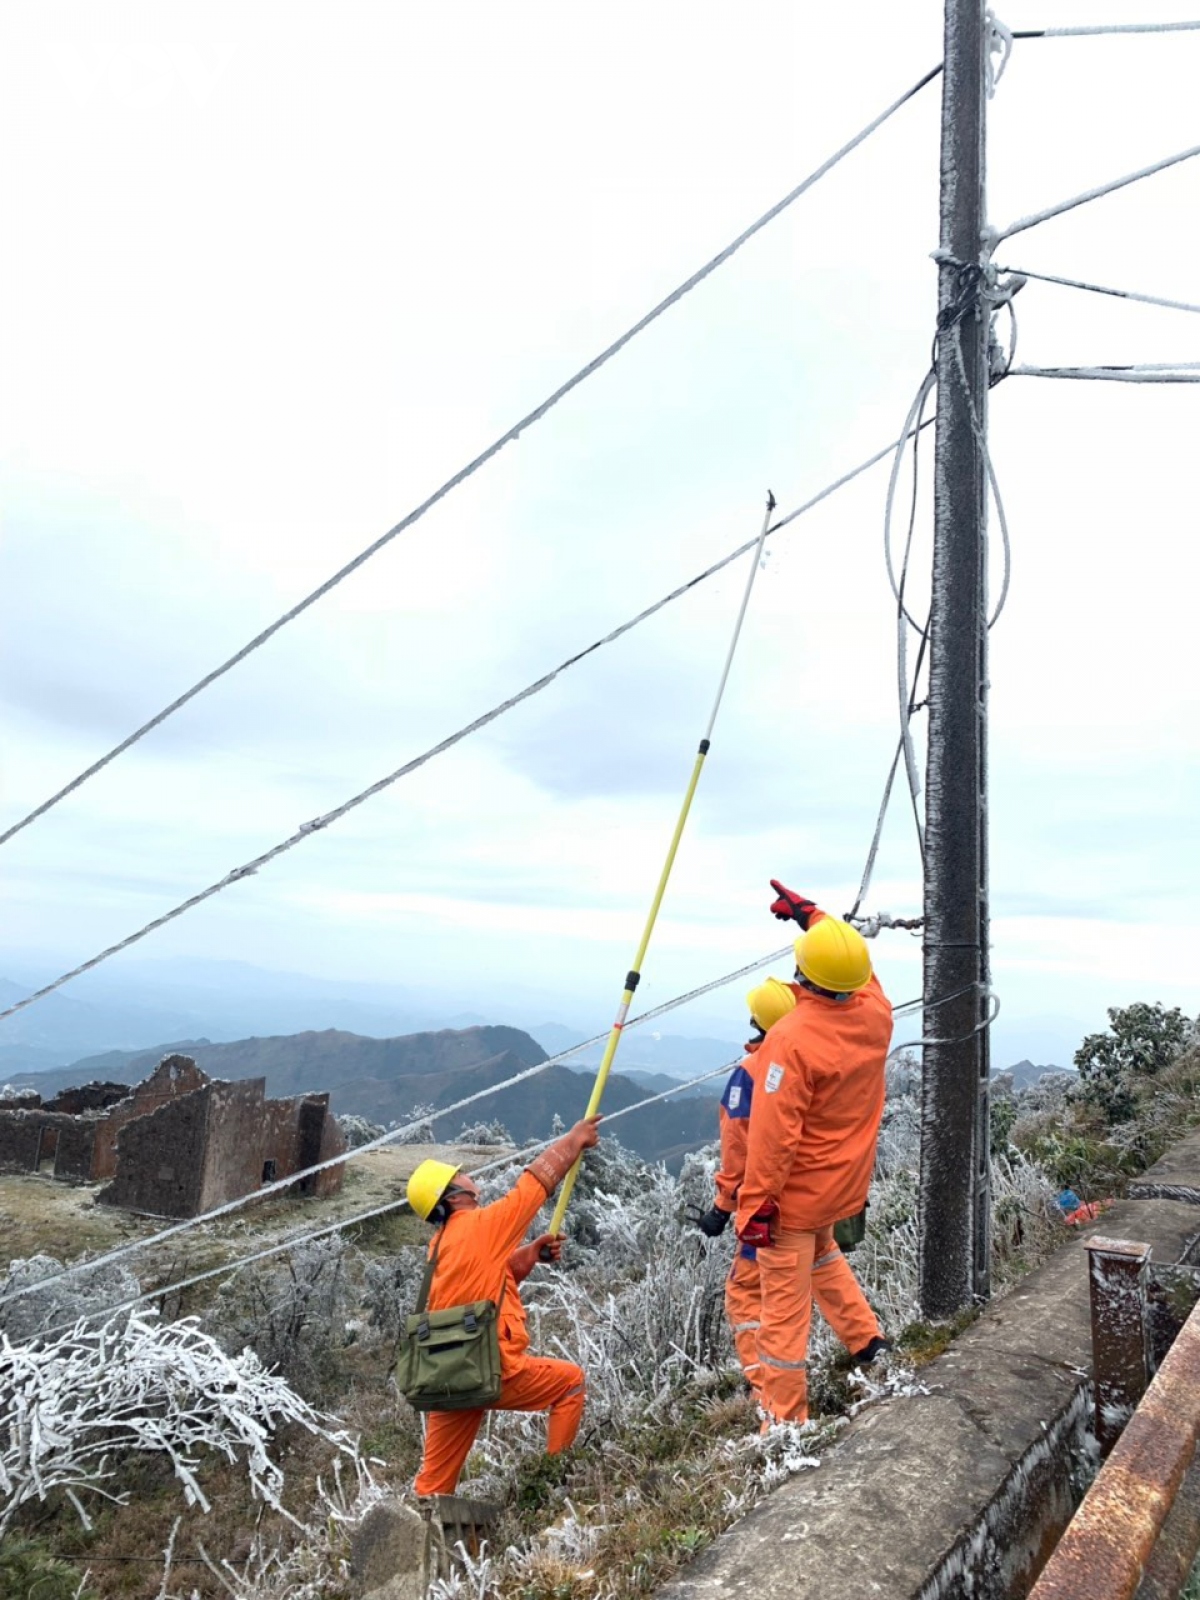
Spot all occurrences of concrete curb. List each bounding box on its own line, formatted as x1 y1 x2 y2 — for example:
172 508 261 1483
658 1131 1200 1600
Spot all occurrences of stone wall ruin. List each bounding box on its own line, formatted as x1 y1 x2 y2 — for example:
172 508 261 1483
0 1054 345 1217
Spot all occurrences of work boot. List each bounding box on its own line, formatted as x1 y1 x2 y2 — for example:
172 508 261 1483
852 1336 893 1367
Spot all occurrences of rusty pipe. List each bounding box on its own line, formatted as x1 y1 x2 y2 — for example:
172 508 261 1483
1029 1294 1200 1600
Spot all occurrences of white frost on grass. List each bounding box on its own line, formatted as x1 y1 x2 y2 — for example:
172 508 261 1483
0 1311 365 1537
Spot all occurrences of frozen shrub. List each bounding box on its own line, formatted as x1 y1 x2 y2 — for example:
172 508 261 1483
0 1254 140 1343
205 1236 354 1395
390 1102 437 1143
338 1113 386 1149
0 1311 363 1537
457 1117 514 1146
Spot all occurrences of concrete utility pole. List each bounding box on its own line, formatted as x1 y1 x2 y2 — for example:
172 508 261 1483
918 0 992 1319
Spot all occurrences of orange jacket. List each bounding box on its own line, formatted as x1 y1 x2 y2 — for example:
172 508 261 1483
736 952 892 1234
423 1169 550 1376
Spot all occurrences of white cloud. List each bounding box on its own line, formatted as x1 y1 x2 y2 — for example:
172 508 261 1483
0 1 1197 1067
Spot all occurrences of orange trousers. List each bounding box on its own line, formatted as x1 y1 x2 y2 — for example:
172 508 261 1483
756 1226 880 1425
413 1356 585 1496
725 1252 763 1396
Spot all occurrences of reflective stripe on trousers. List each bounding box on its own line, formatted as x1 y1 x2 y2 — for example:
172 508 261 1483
757 1225 881 1424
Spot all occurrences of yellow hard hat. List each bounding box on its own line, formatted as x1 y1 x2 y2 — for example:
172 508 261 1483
794 918 872 994
746 977 798 1032
407 1158 461 1220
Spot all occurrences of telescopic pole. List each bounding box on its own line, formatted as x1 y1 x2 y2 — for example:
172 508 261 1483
549 491 776 1235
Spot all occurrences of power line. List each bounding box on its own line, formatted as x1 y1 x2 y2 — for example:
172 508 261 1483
1012 20 1200 40
34 970 947 1336
0 64 943 855
0 945 795 1307
35 1061 743 1339
995 142 1200 242
3 940 937 1315
1007 363 1200 383
0 424 929 1028
993 263 1200 318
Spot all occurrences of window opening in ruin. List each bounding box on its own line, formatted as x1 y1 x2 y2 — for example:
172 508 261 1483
262 1159 277 1183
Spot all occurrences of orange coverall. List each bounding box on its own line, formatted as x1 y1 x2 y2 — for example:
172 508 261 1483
736 932 893 1423
412 1169 585 1496
715 1048 765 1393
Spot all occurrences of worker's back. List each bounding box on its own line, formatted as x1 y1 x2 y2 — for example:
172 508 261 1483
423 1172 545 1370
742 976 893 1230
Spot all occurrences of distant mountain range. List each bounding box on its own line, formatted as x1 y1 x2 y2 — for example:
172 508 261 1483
6 1024 726 1170
991 1058 1074 1091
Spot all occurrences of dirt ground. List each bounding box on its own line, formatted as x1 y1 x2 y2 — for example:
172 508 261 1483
0 1140 510 1285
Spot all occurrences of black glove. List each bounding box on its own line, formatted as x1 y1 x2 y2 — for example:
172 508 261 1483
769 879 818 929
696 1205 732 1238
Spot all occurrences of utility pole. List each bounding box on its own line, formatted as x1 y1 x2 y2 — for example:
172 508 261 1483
918 0 992 1319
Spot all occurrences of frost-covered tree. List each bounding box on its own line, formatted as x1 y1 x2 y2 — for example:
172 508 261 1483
0 1254 141 1343
1074 1002 1193 1122
338 1113 386 1149
204 1236 354 1396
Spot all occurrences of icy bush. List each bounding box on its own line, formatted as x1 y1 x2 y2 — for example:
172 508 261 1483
390 1103 437 1143
337 1114 386 1150
457 1118 514 1146
204 1236 354 1395
0 1254 141 1343
0 1312 364 1537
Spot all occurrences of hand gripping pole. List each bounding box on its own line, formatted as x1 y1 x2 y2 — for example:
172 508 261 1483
549 491 776 1233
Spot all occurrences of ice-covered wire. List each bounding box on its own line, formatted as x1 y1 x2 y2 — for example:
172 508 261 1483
4 934 938 1313
948 319 1013 626
992 263 1200 318
887 987 1000 1061
995 143 1200 243
1007 362 1200 384
33 1060 742 1339
0 947 793 1306
1012 20 1200 39
0 424 933 1028
32 983 946 1335
0 63 944 854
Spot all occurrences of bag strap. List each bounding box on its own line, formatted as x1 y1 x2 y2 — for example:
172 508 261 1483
415 1229 443 1316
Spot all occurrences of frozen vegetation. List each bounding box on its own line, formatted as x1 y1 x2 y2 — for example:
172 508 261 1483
2 1010 1196 1598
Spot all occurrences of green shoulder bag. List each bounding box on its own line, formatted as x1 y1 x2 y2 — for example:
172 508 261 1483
833 1205 868 1252
396 1231 505 1412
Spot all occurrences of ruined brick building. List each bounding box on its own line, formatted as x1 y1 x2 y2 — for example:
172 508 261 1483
0 1054 345 1217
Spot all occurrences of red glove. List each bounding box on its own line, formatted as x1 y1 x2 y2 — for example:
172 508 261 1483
738 1201 779 1249
769 880 819 929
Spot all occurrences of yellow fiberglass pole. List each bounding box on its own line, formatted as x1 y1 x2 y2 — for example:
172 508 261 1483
549 491 776 1233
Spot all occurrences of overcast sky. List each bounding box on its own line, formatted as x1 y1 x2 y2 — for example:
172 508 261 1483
1 1 1197 1067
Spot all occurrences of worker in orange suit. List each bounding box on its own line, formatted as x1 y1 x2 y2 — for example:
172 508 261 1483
406 1114 601 1496
735 881 894 1426
694 978 800 1396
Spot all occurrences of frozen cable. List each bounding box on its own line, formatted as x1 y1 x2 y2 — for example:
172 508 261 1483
849 912 924 938
992 263 1200 318
0 946 795 1306
34 980 946 1335
949 319 1013 626
0 63 944 853
1012 20 1200 39
0 425 934 1027
986 11 1014 96
888 987 1000 1060
994 142 1200 243
34 1060 742 1339
1006 362 1200 383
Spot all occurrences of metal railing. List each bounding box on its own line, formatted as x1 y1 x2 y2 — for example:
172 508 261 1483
1029 1237 1200 1600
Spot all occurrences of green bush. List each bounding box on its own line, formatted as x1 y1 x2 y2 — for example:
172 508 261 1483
0 1536 98 1600
1074 1003 1192 1123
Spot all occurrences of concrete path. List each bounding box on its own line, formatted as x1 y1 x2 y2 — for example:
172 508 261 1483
659 1130 1200 1600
